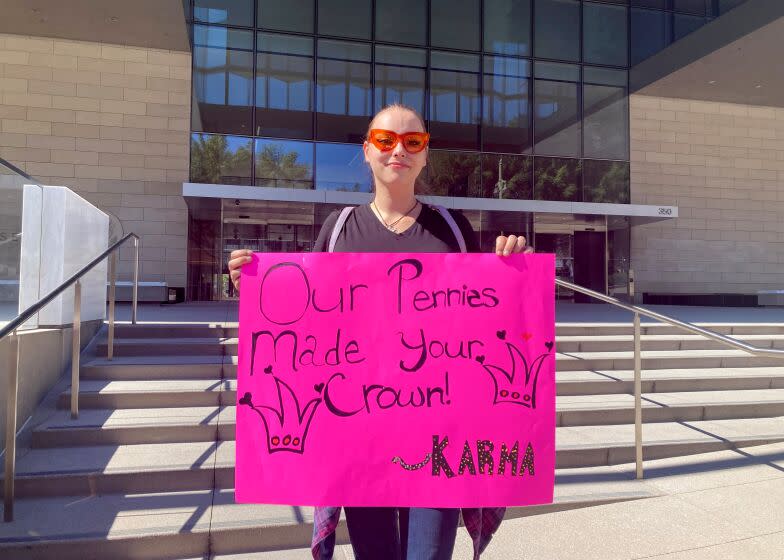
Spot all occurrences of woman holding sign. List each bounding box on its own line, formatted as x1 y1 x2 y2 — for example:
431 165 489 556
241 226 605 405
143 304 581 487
228 104 532 560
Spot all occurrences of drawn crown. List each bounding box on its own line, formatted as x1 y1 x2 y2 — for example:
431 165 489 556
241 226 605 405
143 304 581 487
239 377 322 454
481 341 552 408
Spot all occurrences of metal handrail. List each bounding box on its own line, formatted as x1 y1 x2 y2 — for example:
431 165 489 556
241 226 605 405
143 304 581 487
3 232 139 522
555 273 784 481
556 278 784 358
0 233 139 340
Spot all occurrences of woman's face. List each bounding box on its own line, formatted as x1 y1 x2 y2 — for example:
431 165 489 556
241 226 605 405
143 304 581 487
363 108 428 188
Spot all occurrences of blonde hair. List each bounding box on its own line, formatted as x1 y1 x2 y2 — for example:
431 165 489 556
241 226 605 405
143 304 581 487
366 103 427 139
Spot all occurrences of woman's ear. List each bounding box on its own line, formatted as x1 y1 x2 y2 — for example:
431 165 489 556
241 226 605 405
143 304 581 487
362 140 370 164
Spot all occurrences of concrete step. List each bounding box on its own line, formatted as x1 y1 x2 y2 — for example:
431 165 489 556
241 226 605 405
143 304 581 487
0 478 660 559
32 406 232 447
96 337 238 357
112 324 238 339
36 389 784 448
553 323 784 336
556 366 784 395
79 349 784 383
110 322 784 339
81 355 229 380
58 379 233 409
556 333 784 353
59 367 784 411
95 333 784 359
6 418 784 497
214 350 784 375
555 348 784 371
557 389 784 426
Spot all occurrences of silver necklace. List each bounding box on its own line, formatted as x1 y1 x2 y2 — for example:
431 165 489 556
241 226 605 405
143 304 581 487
371 200 419 233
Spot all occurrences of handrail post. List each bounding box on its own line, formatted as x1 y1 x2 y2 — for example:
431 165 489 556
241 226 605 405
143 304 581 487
71 280 81 420
108 251 116 360
3 330 19 522
629 270 644 479
132 236 139 325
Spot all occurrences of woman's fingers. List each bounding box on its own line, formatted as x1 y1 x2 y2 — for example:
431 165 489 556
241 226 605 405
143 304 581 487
495 235 533 256
228 249 253 292
495 236 506 255
503 235 518 256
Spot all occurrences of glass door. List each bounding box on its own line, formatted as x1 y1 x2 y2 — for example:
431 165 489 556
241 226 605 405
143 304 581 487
219 199 317 301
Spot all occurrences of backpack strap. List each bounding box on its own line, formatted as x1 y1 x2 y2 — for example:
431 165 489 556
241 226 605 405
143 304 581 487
432 205 467 253
330 204 467 254
328 206 354 253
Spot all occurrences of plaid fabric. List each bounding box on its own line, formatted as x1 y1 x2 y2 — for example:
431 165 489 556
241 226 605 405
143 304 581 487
311 506 505 559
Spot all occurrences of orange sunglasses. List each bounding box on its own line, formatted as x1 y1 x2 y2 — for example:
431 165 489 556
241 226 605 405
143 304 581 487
368 129 430 154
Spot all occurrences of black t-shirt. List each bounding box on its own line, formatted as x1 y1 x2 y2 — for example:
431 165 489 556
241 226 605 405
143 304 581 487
313 203 480 253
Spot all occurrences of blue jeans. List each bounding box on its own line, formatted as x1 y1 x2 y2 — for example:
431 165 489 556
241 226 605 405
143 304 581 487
342 506 459 560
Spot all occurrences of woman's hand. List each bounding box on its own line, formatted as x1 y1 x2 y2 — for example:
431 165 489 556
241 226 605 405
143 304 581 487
228 249 253 293
495 235 534 257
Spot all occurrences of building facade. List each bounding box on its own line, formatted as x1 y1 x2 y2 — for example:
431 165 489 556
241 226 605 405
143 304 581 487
3 0 783 307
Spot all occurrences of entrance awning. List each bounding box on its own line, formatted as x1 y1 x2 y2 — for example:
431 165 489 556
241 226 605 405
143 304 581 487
183 182 678 226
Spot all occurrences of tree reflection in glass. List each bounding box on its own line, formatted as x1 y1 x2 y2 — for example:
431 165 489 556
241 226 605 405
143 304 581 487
190 133 253 185
481 153 532 200
419 151 481 197
255 139 314 189
583 160 629 203
534 157 581 201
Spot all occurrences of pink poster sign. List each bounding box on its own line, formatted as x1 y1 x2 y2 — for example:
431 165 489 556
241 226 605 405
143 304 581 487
236 253 555 508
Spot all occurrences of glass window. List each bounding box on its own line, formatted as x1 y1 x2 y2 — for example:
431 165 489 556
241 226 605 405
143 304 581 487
420 151 481 197
674 13 707 40
631 0 666 7
258 0 314 33
482 56 531 153
534 77 580 157
315 143 372 192
583 81 628 160
608 215 631 298
534 157 581 201
316 40 372 143
190 133 253 185
429 52 481 150
192 26 254 135
534 61 579 82
255 138 314 189
631 8 671 65
318 0 371 40
718 0 746 14
583 160 630 203
481 153 533 200
484 0 531 56
376 0 427 45
583 2 628 67
195 0 253 26
431 0 480 51
255 33 314 139
583 66 627 87
534 0 579 62
374 45 426 116
673 0 709 15
481 210 533 253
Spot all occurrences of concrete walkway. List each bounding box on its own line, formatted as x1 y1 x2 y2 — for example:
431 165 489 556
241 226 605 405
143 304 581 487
221 443 784 559
456 442 784 560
